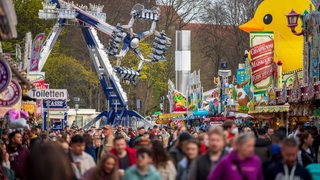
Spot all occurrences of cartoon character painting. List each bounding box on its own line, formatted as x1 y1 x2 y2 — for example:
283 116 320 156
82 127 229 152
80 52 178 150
235 81 250 107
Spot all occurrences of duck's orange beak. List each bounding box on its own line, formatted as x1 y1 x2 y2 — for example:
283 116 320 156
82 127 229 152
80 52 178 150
239 18 264 33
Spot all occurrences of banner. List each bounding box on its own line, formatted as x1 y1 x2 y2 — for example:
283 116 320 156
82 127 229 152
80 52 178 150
29 33 45 72
250 32 274 93
251 53 274 71
250 40 274 58
0 58 12 93
0 80 21 107
252 65 273 84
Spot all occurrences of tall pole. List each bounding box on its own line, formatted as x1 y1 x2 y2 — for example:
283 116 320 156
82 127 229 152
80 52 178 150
175 30 191 96
46 100 51 130
97 91 100 112
75 104 79 127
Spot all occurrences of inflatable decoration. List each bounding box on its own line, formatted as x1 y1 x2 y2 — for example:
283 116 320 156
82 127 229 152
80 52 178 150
6 109 29 129
173 90 187 111
239 0 313 73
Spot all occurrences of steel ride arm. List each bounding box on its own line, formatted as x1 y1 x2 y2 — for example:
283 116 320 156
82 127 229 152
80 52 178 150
36 19 64 72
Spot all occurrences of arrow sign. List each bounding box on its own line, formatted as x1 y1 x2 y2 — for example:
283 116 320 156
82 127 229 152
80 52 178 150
27 89 68 100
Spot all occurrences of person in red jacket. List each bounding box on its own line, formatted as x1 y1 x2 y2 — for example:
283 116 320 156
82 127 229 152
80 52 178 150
110 136 136 176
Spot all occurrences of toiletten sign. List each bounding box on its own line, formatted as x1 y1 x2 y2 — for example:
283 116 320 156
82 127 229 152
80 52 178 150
27 89 67 100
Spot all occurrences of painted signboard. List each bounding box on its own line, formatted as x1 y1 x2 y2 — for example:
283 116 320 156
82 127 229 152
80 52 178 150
0 80 22 107
29 33 45 72
0 58 12 93
43 99 67 109
22 101 36 114
250 32 274 93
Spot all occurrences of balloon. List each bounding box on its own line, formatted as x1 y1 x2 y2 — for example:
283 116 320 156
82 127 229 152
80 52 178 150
8 110 19 120
6 109 29 129
20 110 29 119
9 118 28 129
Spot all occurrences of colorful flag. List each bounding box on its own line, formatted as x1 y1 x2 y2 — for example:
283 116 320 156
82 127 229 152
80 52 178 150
29 33 45 72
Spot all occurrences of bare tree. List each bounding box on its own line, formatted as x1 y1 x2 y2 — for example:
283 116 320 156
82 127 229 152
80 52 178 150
194 0 262 89
157 0 207 32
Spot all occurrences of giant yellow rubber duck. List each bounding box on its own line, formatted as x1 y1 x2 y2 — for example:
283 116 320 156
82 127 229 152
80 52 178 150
239 0 313 73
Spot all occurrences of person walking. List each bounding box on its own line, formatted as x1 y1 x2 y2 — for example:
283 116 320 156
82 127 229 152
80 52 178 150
81 153 119 180
84 134 97 162
0 142 14 180
197 132 208 155
189 126 227 180
109 136 136 174
69 135 96 179
151 140 176 180
169 132 193 166
297 132 316 167
102 125 114 150
208 133 263 180
255 127 272 162
25 143 76 180
160 127 170 149
123 147 161 180
29 127 41 150
265 138 312 180
176 139 199 180
6 131 29 179
114 125 128 140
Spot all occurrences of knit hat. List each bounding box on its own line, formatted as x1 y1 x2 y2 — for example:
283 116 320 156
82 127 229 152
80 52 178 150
271 144 281 156
178 132 193 142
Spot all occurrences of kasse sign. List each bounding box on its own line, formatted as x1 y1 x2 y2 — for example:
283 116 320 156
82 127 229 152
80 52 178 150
27 89 68 100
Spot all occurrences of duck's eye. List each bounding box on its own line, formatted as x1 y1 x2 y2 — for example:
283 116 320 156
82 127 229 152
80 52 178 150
263 14 272 25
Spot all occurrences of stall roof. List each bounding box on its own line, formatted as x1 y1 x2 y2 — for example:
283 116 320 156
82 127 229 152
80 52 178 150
227 112 253 119
3 55 34 89
249 104 290 114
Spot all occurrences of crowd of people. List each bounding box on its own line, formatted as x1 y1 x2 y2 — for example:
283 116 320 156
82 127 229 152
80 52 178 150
0 120 319 180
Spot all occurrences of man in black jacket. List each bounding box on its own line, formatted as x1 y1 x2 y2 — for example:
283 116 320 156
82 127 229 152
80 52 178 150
255 128 272 162
265 138 312 180
29 126 41 150
188 127 227 180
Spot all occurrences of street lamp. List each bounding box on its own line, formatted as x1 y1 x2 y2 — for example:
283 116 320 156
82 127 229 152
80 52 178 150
285 9 303 36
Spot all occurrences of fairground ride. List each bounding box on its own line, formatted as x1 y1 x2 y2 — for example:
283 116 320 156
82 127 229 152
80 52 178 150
33 0 171 128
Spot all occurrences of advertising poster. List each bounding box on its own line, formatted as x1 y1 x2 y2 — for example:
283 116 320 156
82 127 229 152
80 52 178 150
29 33 45 72
236 68 248 95
250 32 274 93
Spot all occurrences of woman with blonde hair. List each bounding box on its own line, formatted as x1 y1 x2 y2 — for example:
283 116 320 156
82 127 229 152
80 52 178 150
81 153 119 180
